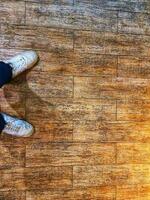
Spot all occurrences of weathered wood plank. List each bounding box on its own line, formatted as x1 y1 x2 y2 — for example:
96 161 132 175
74 31 150 56
74 31 105 54
0 25 73 52
26 186 115 200
0 191 25 200
25 0 73 4
73 121 150 143
26 2 117 31
117 99 150 121
0 121 73 146
0 166 72 191
117 184 150 200
0 144 25 169
74 0 150 13
117 143 150 164
35 51 117 77
0 1 25 25
104 32 150 56
74 77 150 99
73 165 150 187
118 56 150 79
26 98 116 121
0 91 25 119
0 49 117 76
26 142 115 166
26 72 73 98
118 11 150 35
29 121 73 142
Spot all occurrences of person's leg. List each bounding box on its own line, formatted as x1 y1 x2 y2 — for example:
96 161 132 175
0 62 12 133
0 61 12 88
0 113 6 133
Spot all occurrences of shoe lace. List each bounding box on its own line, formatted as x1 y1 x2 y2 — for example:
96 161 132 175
5 122 21 133
12 56 27 70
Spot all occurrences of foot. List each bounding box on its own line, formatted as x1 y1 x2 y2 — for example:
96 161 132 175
6 51 38 78
1 113 34 137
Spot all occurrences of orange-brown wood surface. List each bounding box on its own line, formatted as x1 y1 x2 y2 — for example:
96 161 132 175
1 0 150 199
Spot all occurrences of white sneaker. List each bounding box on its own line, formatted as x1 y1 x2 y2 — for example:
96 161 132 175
1 113 34 137
6 51 38 78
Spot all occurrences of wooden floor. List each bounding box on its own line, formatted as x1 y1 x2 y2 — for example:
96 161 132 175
1 0 150 199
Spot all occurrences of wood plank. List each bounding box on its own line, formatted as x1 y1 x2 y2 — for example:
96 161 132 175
73 164 150 187
117 184 150 200
73 121 150 143
117 99 150 121
35 51 117 77
74 76 150 99
26 2 117 31
104 32 150 56
26 72 73 98
25 0 73 4
118 56 150 79
0 91 25 119
26 142 115 167
26 98 116 121
0 191 25 200
29 121 73 142
117 143 150 164
74 31 150 56
26 186 115 200
0 25 73 52
0 144 25 169
0 166 72 191
0 121 73 146
74 31 105 54
0 1 25 25
74 0 150 13
0 49 117 76
118 11 150 35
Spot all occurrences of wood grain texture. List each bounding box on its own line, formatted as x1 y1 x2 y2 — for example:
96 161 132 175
0 1 25 25
118 11 150 35
117 143 150 164
26 98 116 121
0 90 25 118
73 121 150 143
28 121 73 142
74 77 150 99
33 51 117 77
117 99 150 121
1 0 150 199
0 49 117 77
26 2 117 32
0 166 72 191
118 56 150 79
117 184 150 200
74 0 150 13
26 72 73 98
0 25 73 52
74 30 150 56
73 165 150 187
26 186 115 200
0 144 25 169
0 191 25 200
26 142 115 166
25 0 73 4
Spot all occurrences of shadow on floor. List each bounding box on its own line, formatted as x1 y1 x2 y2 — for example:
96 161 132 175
0 68 55 193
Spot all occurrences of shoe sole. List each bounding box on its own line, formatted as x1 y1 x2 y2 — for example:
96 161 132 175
1 129 34 137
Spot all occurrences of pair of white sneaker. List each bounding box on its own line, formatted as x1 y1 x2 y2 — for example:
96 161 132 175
1 51 38 137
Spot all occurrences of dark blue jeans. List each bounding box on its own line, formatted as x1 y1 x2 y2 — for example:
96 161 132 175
0 61 12 132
